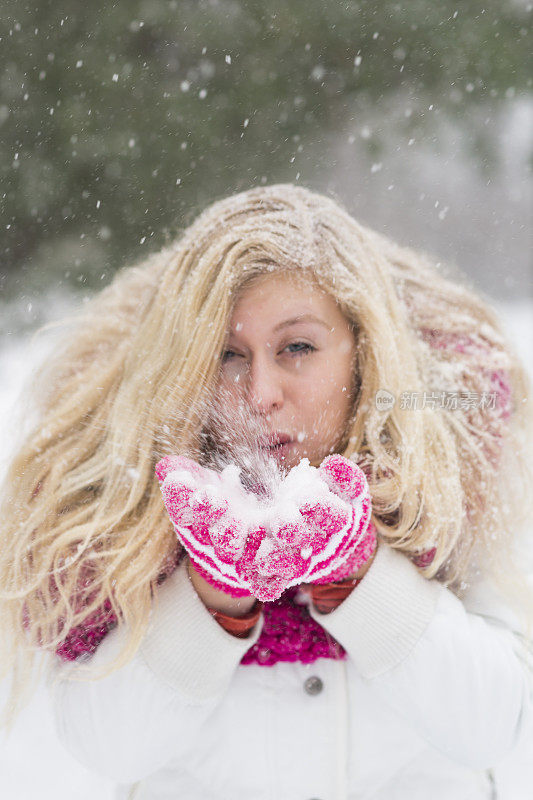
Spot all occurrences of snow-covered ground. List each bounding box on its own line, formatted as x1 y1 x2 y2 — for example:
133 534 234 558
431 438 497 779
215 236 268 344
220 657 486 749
0 293 531 798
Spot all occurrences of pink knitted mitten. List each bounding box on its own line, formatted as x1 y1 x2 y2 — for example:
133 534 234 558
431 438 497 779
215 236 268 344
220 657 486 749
156 454 376 602
296 454 376 584
156 455 253 598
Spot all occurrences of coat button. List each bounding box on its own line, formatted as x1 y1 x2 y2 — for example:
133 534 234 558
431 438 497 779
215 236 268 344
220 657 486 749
304 675 323 695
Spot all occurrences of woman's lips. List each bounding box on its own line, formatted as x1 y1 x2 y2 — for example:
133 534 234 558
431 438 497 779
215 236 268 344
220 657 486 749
260 433 292 448
265 440 294 458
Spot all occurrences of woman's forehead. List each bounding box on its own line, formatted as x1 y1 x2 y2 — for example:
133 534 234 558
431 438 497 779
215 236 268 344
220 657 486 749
233 270 329 306
229 272 348 335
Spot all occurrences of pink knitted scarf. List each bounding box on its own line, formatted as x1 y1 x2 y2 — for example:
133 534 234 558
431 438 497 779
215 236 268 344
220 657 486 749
240 586 346 666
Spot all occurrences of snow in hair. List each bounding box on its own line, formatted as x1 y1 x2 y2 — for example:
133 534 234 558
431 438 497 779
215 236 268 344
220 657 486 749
0 182 531 731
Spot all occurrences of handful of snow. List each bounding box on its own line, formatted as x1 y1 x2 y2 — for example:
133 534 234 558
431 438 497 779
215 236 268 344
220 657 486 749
155 454 374 602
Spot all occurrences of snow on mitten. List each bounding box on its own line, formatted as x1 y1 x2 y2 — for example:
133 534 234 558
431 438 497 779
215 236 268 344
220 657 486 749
156 455 254 598
156 456 316 602
156 455 376 602
242 455 375 591
293 454 376 584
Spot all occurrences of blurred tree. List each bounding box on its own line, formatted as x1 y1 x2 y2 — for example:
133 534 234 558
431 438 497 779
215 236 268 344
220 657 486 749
0 0 530 296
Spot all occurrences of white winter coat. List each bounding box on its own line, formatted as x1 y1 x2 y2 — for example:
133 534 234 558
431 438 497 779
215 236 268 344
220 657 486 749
49 545 533 799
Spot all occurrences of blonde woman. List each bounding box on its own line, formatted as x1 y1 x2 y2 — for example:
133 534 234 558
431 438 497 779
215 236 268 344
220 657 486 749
1 184 532 799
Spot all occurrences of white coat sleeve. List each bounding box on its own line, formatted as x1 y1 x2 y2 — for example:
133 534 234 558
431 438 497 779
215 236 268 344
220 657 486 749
308 543 533 769
48 561 263 784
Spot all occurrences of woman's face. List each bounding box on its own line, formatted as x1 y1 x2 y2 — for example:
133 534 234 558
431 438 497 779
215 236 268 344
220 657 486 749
215 272 358 469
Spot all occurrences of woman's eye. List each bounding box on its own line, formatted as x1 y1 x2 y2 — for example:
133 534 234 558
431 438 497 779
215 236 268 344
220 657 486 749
221 350 239 362
284 342 316 356
221 343 316 362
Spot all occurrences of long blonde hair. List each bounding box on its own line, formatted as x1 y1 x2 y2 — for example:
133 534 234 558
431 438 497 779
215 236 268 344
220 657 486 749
1 183 532 730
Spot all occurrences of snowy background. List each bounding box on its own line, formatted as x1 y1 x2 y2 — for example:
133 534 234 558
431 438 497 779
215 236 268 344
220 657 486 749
1 1 531 795
0 293 531 798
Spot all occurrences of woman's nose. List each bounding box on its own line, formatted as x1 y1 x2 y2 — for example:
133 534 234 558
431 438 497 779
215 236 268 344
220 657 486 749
246 355 284 413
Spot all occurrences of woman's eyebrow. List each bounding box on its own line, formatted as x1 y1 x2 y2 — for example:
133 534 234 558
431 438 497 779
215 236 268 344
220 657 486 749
272 314 330 332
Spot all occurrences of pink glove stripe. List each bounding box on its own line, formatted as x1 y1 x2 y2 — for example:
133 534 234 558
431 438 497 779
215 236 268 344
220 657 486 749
336 498 372 559
306 506 357 576
308 506 372 580
314 523 377 584
174 526 244 590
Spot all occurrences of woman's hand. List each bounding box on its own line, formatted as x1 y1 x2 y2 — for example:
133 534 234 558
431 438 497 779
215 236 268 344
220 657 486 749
155 455 255 598
155 453 376 602
294 454 377 583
